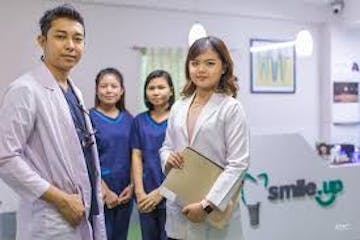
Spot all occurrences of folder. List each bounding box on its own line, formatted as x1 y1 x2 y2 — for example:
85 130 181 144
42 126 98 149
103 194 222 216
160 147 241 229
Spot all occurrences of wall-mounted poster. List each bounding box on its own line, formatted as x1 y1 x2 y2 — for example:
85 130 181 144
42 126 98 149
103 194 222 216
250 39 296 93
332 81 360 124
333 82 358 103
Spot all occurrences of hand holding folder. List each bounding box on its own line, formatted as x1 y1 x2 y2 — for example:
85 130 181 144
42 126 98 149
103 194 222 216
160 147 242 229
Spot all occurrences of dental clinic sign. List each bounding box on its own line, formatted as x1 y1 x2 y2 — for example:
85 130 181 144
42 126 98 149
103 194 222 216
268 178 343 207
243 173 344 207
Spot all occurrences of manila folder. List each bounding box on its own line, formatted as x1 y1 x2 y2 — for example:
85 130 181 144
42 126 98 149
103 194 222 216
160 147 223 206
160 147 240 229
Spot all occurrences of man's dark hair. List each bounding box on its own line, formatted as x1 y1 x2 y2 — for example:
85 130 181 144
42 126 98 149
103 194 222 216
39 4 85 37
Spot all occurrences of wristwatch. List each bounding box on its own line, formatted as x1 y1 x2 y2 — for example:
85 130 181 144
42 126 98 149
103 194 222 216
200 199 214 214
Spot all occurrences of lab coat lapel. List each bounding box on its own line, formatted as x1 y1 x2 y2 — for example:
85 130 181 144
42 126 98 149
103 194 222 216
32 64 80 187
180 94 195 144
190 93 223 145
34 64 77 133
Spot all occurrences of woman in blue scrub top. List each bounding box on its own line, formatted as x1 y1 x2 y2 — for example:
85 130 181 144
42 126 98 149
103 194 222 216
131 70 175 240
90 68 133 240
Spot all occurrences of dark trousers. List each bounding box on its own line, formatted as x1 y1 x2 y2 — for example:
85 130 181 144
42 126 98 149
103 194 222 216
139 207 167 240
104 200 133 240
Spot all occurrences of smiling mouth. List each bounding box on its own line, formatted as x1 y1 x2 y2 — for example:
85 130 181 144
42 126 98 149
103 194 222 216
63 55 77 60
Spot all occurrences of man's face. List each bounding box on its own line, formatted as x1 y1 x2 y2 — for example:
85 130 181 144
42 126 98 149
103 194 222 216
38 17 85 73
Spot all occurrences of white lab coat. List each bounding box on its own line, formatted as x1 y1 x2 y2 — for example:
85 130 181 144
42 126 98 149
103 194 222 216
160 93 249 240
0 64 106 240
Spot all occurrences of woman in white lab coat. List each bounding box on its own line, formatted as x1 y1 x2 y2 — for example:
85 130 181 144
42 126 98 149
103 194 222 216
160 36 249 240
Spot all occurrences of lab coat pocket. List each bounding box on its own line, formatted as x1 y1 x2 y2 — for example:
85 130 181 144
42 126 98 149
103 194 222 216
31 202 76 239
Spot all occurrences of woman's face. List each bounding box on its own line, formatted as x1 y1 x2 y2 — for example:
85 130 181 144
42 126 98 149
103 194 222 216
146 77 172 109
188 48 224 92
96 73 123 107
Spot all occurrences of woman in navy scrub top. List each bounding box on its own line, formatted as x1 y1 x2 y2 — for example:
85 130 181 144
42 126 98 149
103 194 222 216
90 68 133 240
131 70 175 240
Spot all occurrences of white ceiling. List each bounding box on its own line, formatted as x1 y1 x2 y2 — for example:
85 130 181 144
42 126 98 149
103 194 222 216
72 0 359 25
78 0 331 7
299 0 329 5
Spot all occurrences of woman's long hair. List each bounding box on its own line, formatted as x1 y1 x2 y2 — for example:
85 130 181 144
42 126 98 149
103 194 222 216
182 36 237 97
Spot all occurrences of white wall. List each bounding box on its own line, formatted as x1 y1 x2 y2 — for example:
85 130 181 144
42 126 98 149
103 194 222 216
0 1 44 97
318 24 332 143
0 0 322 146
329 25 360 145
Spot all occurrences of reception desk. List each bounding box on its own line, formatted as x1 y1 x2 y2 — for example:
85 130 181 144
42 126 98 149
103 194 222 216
241 133 360 240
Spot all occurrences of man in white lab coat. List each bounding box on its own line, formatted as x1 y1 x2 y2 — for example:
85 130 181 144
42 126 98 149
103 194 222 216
0 5 106 240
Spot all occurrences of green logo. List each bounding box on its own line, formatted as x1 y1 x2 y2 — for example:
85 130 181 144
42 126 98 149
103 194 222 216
241 173 268 205
315 180 343 206
242 172 344 207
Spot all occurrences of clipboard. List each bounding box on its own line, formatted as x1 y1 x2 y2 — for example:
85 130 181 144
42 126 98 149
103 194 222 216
160 147 223 206
160 147 241 229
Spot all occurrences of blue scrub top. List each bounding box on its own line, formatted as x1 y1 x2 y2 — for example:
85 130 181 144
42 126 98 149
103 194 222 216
90 108 133 195
131 111 167 207
62 86 99 217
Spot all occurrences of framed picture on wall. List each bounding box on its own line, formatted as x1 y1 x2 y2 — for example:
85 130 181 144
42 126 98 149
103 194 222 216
250 39 296 93
333 82 358 103
332 81 360 124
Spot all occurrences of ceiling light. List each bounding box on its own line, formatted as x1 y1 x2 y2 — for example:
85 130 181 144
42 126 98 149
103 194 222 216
295 30 313 57
188 22 207 46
